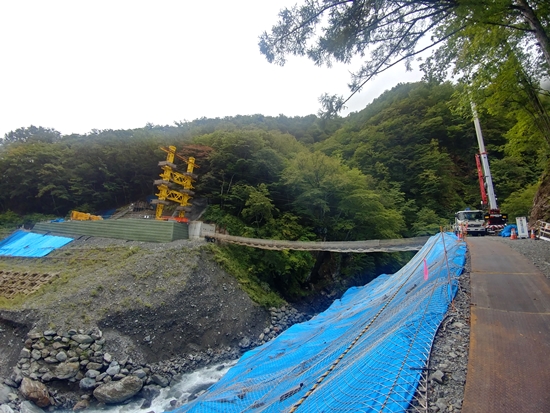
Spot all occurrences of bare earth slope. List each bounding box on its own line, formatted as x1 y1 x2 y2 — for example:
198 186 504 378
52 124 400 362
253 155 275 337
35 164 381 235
0 236 271 379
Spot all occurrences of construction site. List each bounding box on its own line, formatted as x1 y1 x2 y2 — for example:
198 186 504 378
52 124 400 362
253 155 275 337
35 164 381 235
0 144 549 413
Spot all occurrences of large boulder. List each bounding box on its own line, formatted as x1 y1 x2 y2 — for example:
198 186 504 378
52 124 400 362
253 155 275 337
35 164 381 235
93 375 143 404
19 378 50 408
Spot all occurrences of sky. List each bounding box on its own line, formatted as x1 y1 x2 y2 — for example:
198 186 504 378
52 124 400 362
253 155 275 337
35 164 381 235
0 1 423 138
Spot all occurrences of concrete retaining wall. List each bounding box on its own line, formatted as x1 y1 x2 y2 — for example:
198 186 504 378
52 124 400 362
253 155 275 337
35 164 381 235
188 222 216 240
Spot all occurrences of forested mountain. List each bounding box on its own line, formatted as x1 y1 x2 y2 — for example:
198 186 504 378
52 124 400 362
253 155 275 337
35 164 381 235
1 81 547 300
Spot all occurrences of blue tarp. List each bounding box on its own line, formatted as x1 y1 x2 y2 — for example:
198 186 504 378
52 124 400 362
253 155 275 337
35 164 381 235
0 230 73 257
500 224 518 237
176 232 466 413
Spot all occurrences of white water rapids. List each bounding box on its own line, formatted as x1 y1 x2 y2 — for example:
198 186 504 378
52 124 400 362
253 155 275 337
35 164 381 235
60 360 237 413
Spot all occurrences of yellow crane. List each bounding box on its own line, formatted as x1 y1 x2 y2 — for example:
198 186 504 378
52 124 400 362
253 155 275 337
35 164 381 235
151 146 198 220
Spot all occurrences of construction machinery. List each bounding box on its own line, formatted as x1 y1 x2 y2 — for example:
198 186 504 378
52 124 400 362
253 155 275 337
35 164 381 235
151 146 198 220
455 104 508 235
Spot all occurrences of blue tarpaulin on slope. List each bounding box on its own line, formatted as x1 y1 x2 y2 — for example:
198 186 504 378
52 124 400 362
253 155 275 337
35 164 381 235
176 232 466 413
0 230 73 257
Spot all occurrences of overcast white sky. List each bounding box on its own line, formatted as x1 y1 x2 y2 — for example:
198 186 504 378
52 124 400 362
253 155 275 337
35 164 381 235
0 1 423 138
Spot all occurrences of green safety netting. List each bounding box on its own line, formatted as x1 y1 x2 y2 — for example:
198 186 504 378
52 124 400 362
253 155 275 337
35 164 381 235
176 232 466 413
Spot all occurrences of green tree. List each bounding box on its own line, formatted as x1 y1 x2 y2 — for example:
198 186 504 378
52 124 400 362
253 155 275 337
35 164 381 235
2 126 61 145
241 184 279 228
500 182 540 219
282 151 404 240
260 0 550 114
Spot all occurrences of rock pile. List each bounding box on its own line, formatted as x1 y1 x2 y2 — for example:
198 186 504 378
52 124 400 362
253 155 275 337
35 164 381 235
2 327 154 410
0 305 311 412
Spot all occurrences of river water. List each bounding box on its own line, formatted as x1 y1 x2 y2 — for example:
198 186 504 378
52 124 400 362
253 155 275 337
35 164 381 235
70 360 237 413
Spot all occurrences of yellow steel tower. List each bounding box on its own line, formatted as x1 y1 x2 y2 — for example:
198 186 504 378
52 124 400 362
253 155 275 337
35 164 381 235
151 146 198 220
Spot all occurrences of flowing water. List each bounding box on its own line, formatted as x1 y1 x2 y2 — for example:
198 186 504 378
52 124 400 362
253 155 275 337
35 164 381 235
67 360 237 413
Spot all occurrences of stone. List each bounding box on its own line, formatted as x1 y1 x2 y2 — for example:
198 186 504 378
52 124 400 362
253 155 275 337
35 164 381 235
238 337 251 349
54 362 80 380
430 370 445 385
138 385 161 403
18 401 46 413
435 398 448 411
43 357 58 364
2 380 17 389
86 362 102 371
42 330 56 337
40 372 53 382
79 378 97 391
19 378 50 408
55 352 67 362
0 384 14 404
0 404 15 413
151 374 169 388
106 364 120 376
95 373 107 382
90 330 102 340
133 369 146 379
93 375 143 404
27 332 43 340
52 342 67 350
19 348 31 359
9 368 23 385
103 353 112 363
86 370 100 379
72 399 90 411
30 350 41 361
31 342 43 351
71 334 94 344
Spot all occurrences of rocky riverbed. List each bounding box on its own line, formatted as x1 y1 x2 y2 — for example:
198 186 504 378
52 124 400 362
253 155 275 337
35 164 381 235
0 306 309 412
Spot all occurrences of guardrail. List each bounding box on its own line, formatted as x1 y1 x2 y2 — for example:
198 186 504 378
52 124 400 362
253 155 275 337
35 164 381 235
538 220 550 241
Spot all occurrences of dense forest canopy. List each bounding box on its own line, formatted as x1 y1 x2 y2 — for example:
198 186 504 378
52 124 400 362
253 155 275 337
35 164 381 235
1 81 547 300
0 81 545 226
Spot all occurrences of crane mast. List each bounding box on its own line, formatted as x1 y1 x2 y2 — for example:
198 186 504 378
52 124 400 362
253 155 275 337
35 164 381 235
470 103 507 232
472 104 498 210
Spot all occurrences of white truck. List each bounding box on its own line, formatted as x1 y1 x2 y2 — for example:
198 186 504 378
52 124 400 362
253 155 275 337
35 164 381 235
454 209 487 236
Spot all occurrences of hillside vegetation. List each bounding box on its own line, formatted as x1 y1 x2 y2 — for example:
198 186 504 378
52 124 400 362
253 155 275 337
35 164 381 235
1 81 548 302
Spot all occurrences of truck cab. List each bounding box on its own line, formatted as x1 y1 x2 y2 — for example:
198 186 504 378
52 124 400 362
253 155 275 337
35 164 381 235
454 209 486 236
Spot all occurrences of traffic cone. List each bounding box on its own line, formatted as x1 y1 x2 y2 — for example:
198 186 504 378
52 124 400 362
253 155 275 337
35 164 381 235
510 228 517 240
530 229 536 239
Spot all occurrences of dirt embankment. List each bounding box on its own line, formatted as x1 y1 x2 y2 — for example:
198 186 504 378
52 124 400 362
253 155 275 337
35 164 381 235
0 236 272 380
